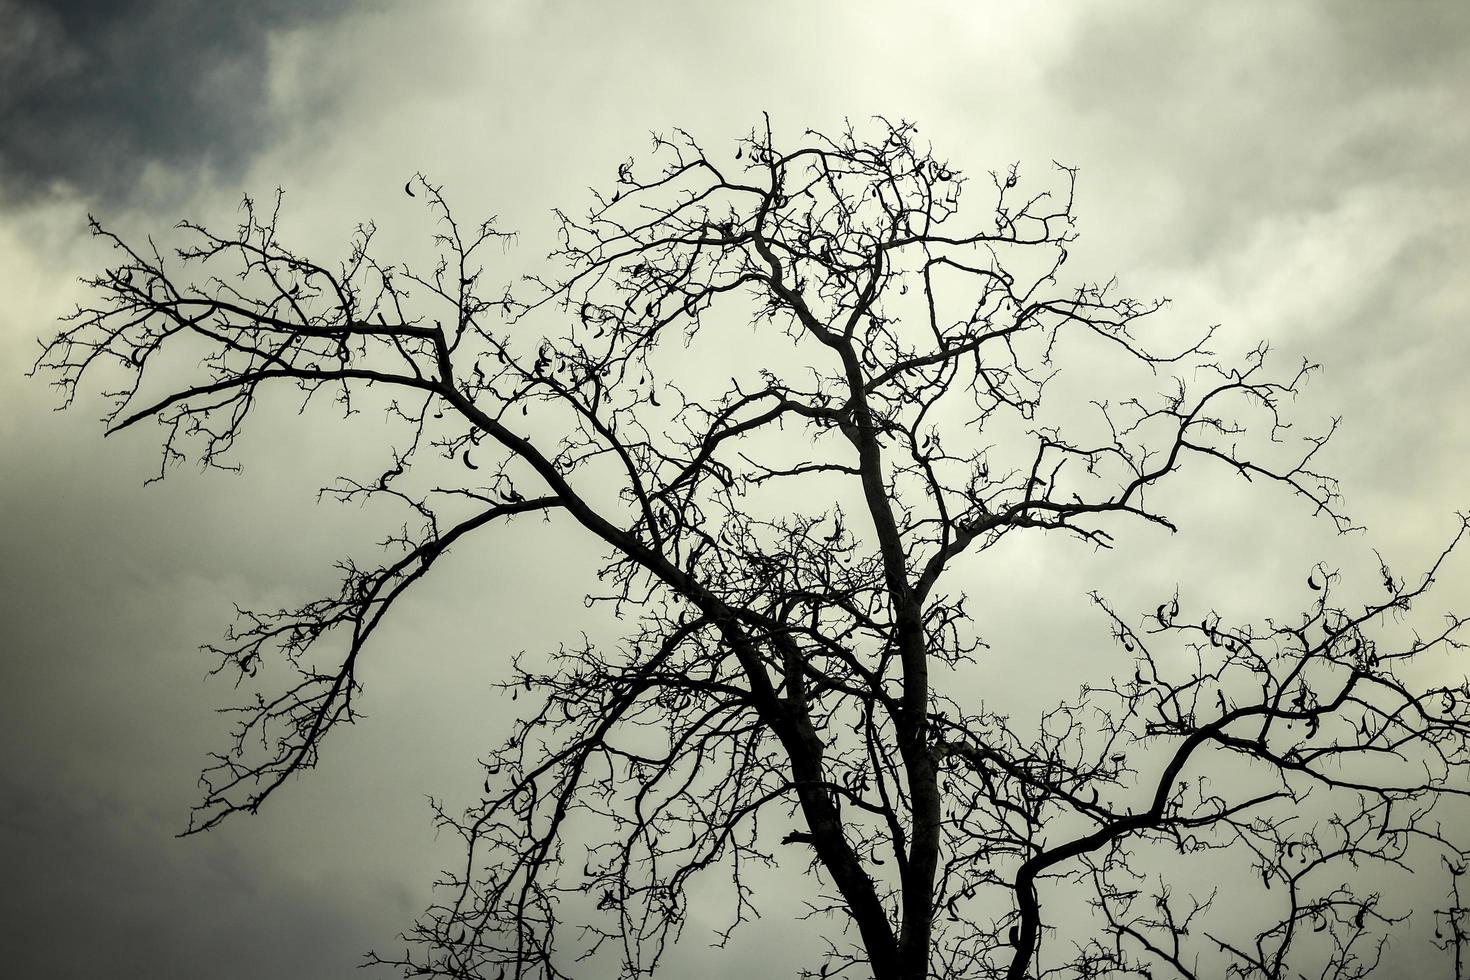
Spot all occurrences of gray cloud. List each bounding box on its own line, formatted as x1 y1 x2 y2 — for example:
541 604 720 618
1046 0 1470 266
0 0 352 209
2 2 1468 977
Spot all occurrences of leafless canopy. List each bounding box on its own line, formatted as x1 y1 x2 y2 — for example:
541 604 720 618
36 118 1470 980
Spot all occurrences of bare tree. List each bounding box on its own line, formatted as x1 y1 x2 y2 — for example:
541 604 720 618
35 118 1470 980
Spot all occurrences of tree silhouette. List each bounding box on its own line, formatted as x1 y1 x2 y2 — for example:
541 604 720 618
35 119 1470 980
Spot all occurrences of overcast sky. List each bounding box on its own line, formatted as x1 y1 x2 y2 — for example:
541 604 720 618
2 2 1468 978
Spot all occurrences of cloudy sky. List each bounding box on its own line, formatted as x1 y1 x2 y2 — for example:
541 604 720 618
2 2 1467 977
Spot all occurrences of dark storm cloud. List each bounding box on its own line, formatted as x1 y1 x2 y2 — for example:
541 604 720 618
0 0 352 209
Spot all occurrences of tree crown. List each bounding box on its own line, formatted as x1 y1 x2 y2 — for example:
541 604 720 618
35 118 1470 980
